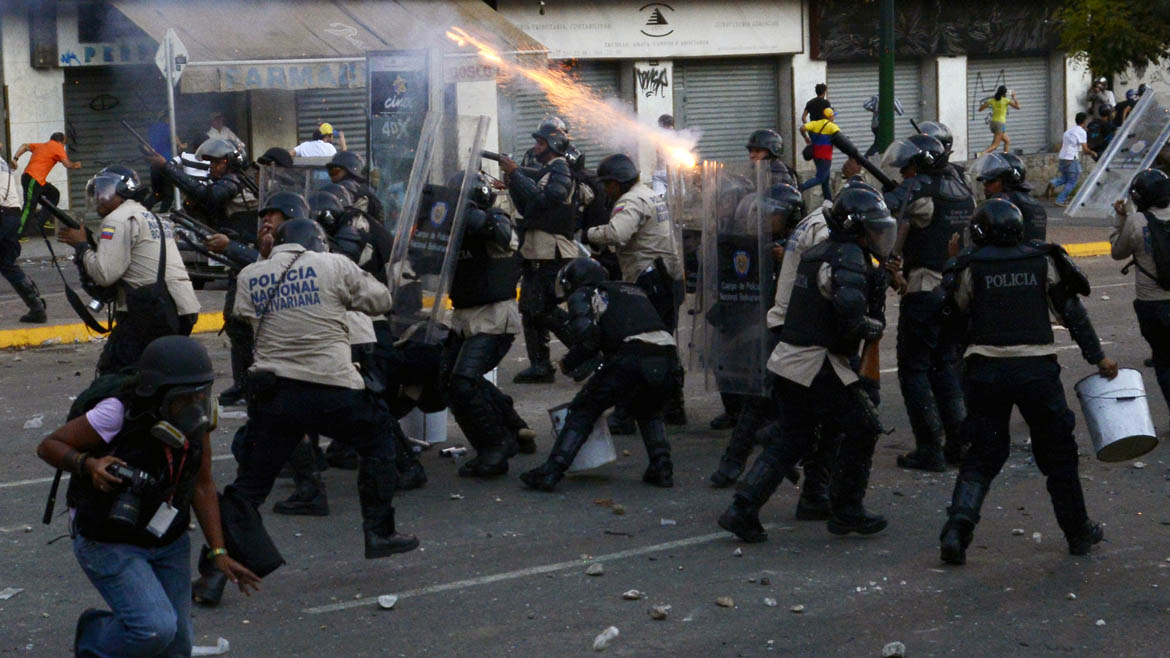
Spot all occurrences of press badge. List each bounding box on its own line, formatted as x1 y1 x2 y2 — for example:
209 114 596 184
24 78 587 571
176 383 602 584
146 502 179 538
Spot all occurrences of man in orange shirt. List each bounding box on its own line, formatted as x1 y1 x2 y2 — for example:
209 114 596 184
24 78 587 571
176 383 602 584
12 132 81 235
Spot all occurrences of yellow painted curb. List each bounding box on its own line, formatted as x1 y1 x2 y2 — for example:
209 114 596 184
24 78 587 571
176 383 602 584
1062 241 1112 258
0 311 225 350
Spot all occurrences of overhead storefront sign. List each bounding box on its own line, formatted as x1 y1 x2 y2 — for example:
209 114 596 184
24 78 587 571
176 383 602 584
57 39 156 67
496 0 802 59
215 62 365 92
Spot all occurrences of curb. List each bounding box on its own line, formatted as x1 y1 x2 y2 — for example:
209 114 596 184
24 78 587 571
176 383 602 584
0 312 225 350
0 240 1117 349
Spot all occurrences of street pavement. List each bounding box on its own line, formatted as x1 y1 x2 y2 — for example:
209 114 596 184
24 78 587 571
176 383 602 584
3 242 1170 656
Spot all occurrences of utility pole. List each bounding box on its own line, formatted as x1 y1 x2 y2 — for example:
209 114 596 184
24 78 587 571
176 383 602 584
877 0 896 153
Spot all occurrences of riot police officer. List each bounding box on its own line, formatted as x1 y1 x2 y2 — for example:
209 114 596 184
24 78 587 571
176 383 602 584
440 175 526 477
883 134 972 471
746 129 799 187
228 217 418 561
57 166 200 375
149 139 256 406
586 153 686 427
718 187 894 542
938 199 1116 564
327 150 384 220
520 258 680 492
972 151 1047 241
499 123 579 383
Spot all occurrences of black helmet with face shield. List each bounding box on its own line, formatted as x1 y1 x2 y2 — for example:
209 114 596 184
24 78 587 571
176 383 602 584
827 187 896 261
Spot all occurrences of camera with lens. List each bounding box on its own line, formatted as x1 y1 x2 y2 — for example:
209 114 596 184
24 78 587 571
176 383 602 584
105 462 159 527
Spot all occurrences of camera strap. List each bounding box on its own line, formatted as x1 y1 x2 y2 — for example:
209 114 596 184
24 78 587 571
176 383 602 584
162 445 189 504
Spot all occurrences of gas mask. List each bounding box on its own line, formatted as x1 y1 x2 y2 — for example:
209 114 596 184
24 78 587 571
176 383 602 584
151 384 218 449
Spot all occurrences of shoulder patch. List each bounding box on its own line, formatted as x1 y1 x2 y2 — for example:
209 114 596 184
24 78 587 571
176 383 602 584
100 227 116 240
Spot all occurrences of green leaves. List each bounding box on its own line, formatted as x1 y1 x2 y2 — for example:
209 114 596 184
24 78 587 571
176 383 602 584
1058 0 1170 78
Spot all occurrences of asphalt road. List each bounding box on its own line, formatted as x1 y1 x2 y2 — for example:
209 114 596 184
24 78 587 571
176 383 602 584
2 254 1169 657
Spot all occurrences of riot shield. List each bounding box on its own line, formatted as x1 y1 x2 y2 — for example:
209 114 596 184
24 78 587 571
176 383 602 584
1068 90 1170 217
666 162 707 370
384 113 491 344
700 161 772 396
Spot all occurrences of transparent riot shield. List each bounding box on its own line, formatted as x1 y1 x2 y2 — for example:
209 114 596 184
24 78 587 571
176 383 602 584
666 162 707 368
700 160 772 396
384 113 491 344
1068 90 1170 217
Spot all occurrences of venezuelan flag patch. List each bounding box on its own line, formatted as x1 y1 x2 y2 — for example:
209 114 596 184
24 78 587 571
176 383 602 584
100 228 115 240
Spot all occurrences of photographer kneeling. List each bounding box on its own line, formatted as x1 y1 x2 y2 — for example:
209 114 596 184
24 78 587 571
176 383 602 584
36 336 259 657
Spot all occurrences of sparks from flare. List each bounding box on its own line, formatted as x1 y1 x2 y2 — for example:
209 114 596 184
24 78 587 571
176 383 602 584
446 26 697 168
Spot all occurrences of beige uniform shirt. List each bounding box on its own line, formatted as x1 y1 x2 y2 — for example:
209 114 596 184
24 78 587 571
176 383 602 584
450 230 522 337
901 196 945 293
767 261 860 387
0 162 20 209
1110 208 1170 302
517 156 578 261
586 183 682 283
235 244 392 389
81 200 200 316
954 255 1062 359
345 311 377 346
768 204 831 328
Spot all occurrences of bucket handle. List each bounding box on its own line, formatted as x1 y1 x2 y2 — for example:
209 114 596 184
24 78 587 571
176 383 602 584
1116 396 1138 402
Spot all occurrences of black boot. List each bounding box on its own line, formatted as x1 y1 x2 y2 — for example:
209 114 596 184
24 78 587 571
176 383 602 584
14 278 46 324
710 417 755 488
828 434 886 535
391 422 426 489
639 419 673 487
460 445 510 478
273 440 329 516
217 384 245 407
191 545 228 607
520 428 588 491
514 319 555 383
1047 472 1104 556
709 412 736 430
939 479 988 565
325 439 360 470
797 429 838 520
358 457 418 558
718 460 785 543
896 441 947 472
942 420 968 467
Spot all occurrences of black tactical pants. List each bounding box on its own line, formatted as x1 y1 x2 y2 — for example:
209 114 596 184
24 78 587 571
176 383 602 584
563 346 680 437
223 278 254 391
0 207 31 289
896 290 966 450
229 377 397 509
762 362 883 513
519 259 569 367
373 321 446 417
440 332 524 454
96 312 197 376
958 355 1089 538
1134 299 1170 410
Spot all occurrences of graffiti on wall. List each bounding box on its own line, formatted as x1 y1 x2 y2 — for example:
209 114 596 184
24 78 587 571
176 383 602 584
636 66 669 98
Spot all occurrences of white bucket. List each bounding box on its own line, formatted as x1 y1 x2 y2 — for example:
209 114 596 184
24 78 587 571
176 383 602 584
1074 368 1158 462
401 408 449 445
548 404 617 472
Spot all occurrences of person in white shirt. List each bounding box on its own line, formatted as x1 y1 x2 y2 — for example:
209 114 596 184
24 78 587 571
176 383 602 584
205 112 244 154
0 151 45 322
293 122 342 158
1049 112 1096 206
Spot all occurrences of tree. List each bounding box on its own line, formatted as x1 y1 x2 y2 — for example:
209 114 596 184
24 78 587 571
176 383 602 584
1059 0 1170 78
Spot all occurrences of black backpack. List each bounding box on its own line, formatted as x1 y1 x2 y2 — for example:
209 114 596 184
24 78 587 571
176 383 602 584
1127 211 1170 290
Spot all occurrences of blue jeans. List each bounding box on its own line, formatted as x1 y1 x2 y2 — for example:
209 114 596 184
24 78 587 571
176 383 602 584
72 533 192 658
1050 159 1082 203
798 158 833 201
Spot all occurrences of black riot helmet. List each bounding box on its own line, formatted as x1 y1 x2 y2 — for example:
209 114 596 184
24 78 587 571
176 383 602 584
134 335 215 398
881 134 946 174
196 138 245 171
971 152 1022 187
468 173 497 210
87 165 141 204
555 257 607 301
308 190 345 232
537 116 568 134
275 218 328 252
532 123 571 156
1001 153 1027 186
1130 168 1170 211
970 198 1025 247
746 129 784 159
319 182 353 207
565 144 585 171
259 191 309 221
827 187 897 260
596 153 640 184
916 121 954 153
328 150 366 181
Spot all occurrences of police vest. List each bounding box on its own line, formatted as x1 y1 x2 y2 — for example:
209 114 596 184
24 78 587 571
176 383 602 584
963 244 1054 347
66 396 202 548
1006 189 1048 242
903 173 975 272
595 282 667 354
522 161 578 238
781 241 861 356
339 179 384 220
450 227 522 309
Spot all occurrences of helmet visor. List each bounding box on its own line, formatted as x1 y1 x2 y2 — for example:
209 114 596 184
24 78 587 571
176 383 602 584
970 152 1013 182
85 173 123 213
862 213 897 261
880 139 922 173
